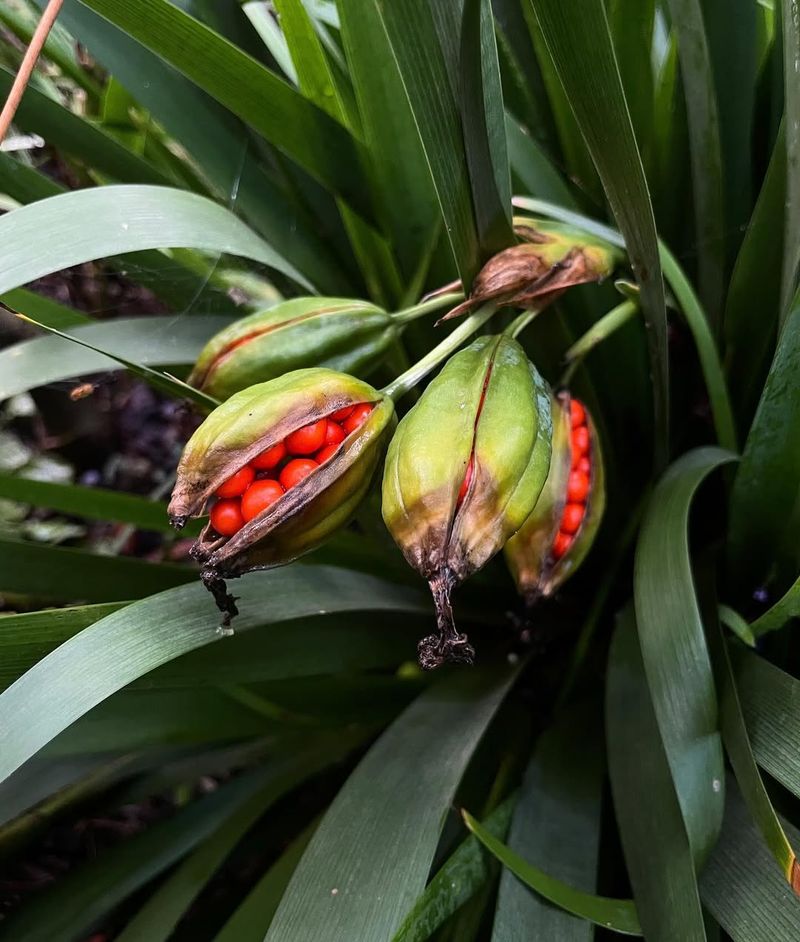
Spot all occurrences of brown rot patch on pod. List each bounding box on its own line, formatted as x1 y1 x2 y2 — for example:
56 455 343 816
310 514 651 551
169 370 395 627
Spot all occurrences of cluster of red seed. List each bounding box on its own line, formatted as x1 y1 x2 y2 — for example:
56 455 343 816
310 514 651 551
209 403 373 537
551 399 592 560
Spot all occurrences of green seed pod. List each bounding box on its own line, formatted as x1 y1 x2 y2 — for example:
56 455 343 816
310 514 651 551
442 218 622 321
169 368 395 623
188 297 398 400
504 391 605 604
382 335 553 668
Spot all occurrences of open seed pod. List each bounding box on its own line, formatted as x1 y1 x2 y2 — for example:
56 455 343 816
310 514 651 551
441 217 622 321
382 335 553 669
169 368 395 624
504 391 605 604
188 297 397 400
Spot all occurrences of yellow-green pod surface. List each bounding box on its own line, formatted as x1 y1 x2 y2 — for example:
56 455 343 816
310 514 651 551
169 368 395 582
188 297 397 400
381 335 552 667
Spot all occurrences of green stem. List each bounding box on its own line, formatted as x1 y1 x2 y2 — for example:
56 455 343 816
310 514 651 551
513 196 738 452
503 306 543 339
382 304 496 401
560 299 638 385
390 291 464 325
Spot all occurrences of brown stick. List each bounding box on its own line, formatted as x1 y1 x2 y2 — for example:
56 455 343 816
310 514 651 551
0 0 66 145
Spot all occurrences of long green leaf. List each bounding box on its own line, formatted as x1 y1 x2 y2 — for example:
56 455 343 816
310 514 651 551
459 0 514 255
634 447 735 864
781 0 800 315
492 705 603 941
72 0 375 220
264 665 519 941
392 797 515 942
527 0 669 468
0 566 426 782
49 0 350 293
664 0 726 324
0 288 89 330
606 610 707 941
505 113 577 209
707 615 797 887
116 736 362 942
0 67 175 187
732 647 800 802
0 749 335 942
0 184 311 295
463 812 641 936
700 787 800 940
723 121 787 429
728 290 800 589
0 314 232 401
10 311 218 410
337 0 439 282
750 573 800 637
512 197 737 451
214 819 318 941
0 538 192 603
0 474 187 534
372 0 481 286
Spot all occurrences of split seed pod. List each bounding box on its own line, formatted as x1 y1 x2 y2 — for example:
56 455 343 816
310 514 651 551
382 335 553 669
169 368 395 623
188 298 397 400
442 218 622 321
504 391 605 604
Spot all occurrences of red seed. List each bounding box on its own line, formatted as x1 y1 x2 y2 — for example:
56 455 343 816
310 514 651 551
572 426 590 455
286 419 327 455
324 420 345 446
280 458 318 489
551 531 573 560
343 403 373 434
561 502 585 534
330 405 355 421
241 479 285 521
252 441 286 470
577 456 591 474
215 465 255 498
567 469 590 503
457 458 474 505
570 399 586 428
316 443 340 464
210 498 244 536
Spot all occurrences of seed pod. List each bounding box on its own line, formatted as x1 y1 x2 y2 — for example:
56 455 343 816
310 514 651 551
382 335 553 669
169 368 395 623
188 297 398 400
442 218 622 321
504 392 605 604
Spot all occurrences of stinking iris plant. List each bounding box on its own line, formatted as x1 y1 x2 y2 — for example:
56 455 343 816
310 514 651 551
170 218 615 665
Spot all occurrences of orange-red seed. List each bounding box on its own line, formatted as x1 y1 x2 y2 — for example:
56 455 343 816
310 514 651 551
280 458 318 489
577 456 591 474
241 479 285 521
215 465 255 498
286 419 327 455
570 399 586 428
567 469 590 503
457 458 474 505
330 405 355 421
210 499 244 536
324 420 345 446
315 443 340 464
551 531 573 560
561 502 585 534
343 403 373 434
572 426 590 455
252 441 286 470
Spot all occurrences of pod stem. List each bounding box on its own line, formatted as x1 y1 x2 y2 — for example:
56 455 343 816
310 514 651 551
201 569 239 629
502 304 545 339
383 304 496 402
418 570 476 670
391 291 464 325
